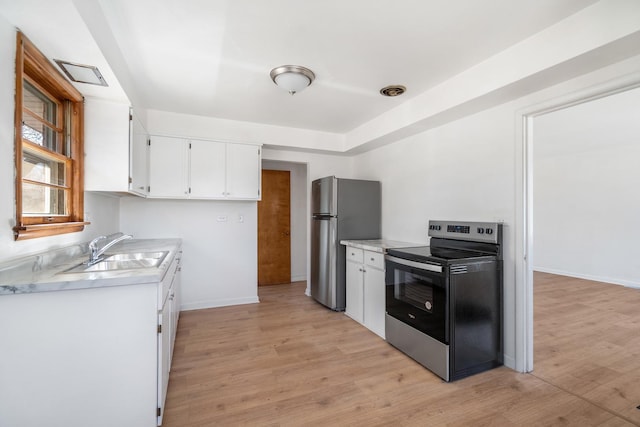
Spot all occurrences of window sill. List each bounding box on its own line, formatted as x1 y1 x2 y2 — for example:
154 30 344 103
13 221 91 241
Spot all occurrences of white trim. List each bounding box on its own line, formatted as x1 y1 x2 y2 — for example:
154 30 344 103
180 296 260 311
533 267 640 289
291 275 307 282
516 70 640 373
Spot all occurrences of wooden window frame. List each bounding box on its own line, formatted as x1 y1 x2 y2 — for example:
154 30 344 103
13 32 88 240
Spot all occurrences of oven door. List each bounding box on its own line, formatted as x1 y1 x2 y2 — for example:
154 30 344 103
385 255 448 344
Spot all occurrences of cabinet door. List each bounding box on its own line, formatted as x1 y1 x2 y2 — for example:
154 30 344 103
148 136 188 198
363 266 386 339
129 111 148 196
189 140 226 198
84 98 131 192
169 260 181 365
345 261 364 323
157 297 171 426
226 143 261 199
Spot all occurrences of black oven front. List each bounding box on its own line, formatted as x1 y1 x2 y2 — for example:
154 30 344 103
385 255 448 344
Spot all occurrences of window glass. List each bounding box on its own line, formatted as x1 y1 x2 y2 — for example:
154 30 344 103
22 149 67 186
21 183 67 216
22 80 63 154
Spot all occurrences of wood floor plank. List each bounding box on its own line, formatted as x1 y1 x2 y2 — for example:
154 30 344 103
163 277 639 426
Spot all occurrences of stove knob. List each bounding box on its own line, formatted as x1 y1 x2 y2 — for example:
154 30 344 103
486 228 493 235
477 227 484 234
425 301 432 310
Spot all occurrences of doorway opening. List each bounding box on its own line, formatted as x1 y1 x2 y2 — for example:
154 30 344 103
259 160 308 287
520 76 640 373
525 85 640 422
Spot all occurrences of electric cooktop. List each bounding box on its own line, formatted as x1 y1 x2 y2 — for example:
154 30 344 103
387 246 497 263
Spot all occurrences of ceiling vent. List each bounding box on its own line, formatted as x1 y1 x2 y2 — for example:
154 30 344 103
54 60 108 86
380 85 406 97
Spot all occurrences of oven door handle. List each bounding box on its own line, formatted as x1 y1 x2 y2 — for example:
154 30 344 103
385 255 443 273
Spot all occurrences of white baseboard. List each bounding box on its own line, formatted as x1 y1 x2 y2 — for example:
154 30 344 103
534 267 640 289
291 275 306 282
503 354 517 371
180 296 260 311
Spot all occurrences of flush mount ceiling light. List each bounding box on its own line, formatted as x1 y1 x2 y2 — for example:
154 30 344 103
270 65 315 95
54 60 108 86
380 85 406 97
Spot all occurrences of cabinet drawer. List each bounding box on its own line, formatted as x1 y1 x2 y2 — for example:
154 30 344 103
346 247 364 263
364 250 384 270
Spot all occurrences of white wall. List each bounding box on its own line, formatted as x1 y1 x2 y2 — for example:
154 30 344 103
533 86 640 287
261 160 307 282
0 13 120 262
353 101 517 367
119 198 258 309
352 55 640 370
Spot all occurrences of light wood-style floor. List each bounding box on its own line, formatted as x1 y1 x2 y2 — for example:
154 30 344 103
163 275 640 426
532 272 640 425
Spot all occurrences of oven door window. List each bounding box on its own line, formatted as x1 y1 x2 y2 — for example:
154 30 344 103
386 260 448 344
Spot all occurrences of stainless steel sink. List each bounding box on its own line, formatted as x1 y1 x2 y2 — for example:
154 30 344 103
61 251 169 273
104 252 168 262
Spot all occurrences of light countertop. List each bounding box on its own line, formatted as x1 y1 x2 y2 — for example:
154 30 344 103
0 238 182 295
340 239 422 253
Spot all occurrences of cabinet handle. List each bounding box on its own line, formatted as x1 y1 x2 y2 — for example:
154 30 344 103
138 186 144 190
370 258 375 261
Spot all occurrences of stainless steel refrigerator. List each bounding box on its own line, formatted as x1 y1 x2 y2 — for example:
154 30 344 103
310 176 381 311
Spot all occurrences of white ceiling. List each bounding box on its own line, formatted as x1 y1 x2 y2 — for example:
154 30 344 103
1 0 601 133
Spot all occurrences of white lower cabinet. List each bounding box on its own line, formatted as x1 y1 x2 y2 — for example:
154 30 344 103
0 252 182 427
345 250 365 323
158 253 182 425
345 247 386 339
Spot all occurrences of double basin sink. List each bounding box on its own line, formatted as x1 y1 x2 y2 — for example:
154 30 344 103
63 251 169 273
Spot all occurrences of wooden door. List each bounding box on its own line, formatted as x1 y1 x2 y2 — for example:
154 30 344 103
258 170 291 285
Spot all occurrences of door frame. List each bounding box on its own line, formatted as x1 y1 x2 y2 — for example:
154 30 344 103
514 71 640 373
260 160 309 289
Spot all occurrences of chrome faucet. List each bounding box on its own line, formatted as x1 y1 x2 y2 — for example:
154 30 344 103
87 234 133 265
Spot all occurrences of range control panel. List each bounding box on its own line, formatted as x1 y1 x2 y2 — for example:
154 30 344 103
428 220 502 244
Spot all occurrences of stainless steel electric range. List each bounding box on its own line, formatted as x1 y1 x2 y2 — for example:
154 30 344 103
385 220 503 382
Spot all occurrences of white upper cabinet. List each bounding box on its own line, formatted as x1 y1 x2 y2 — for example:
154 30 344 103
148 136 189 198
84 98 131 192
226 143 261 199
129 112 149 196
189 140 226 199
148 136 261 200
84 98 148 196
